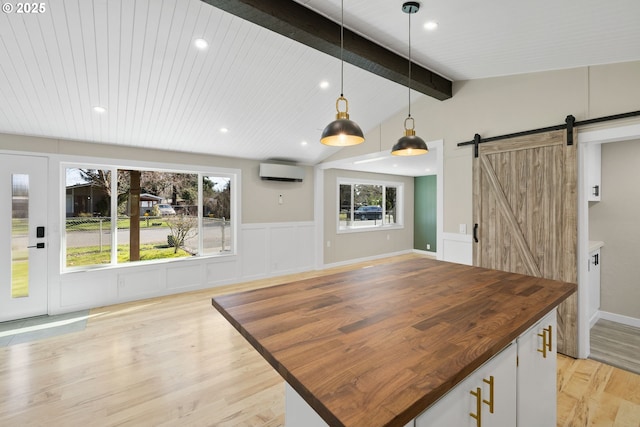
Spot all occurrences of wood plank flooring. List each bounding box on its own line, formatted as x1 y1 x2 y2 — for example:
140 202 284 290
590 319 640 375
1 254 639 426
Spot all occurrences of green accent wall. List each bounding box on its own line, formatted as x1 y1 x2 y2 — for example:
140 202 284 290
414 175 437 252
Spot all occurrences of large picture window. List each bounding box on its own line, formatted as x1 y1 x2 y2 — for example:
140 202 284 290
64 165 235 270
338 180 402 231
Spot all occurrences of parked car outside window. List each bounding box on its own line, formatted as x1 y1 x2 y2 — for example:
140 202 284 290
158 204 176 216
354 205 382 220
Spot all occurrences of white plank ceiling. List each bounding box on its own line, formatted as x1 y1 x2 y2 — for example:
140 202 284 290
0 0 639 175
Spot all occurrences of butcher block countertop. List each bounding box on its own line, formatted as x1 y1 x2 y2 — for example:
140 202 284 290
211 257 576 427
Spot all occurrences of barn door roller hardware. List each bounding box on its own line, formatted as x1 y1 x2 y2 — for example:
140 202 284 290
460 110 640 156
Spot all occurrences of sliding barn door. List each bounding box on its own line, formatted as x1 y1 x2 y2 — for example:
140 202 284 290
473 129 578 357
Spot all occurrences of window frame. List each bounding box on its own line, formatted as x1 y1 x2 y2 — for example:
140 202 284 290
61 160 239 272
336 178 404 234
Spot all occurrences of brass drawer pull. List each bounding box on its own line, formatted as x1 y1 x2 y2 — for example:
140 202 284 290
537 325 553 358
482 376 494 413
470 387 482 427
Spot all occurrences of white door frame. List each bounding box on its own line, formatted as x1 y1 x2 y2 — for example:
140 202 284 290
577 123 640 358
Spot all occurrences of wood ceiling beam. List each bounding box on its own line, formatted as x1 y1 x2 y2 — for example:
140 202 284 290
201 0 452 100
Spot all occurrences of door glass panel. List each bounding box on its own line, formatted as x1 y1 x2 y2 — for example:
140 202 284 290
11 174 29 298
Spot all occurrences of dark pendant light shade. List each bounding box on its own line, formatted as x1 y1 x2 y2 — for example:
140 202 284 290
321 96 365 146
392 1 428 156
392 116 428 155
321 0 364 147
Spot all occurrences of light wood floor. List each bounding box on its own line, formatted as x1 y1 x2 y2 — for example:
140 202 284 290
590 319 640 375
1 254 639 426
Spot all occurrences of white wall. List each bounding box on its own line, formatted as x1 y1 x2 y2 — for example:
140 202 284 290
323 61 640 237
0 134 317 315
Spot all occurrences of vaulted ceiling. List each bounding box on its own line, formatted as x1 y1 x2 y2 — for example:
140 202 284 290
0 0 638 174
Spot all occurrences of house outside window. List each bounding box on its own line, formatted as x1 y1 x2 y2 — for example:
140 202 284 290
338 179 403 232
63 165 235 270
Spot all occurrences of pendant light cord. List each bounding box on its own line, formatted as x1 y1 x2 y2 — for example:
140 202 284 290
340 0 344 97
407 9 412 118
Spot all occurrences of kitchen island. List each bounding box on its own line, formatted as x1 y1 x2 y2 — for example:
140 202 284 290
211 257 576 426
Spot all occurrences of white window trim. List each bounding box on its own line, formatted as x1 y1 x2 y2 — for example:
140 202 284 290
336 177 404 234
60 158 240 273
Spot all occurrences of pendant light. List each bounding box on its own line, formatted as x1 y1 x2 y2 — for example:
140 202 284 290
320 0 365 147
392 1 429 156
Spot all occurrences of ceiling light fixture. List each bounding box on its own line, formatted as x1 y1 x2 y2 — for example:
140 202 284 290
424 21 438 31
219 127 228 133
92 106 107 114
392 2 429 156
319 80 330 90
194 38 208 50
320 0 364 147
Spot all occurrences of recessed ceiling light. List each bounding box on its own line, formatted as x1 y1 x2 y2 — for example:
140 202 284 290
301 141 308 146
319 80 330 90
92 106 107 114
425 168 431 172
194 38 209 50
219 127 228 133
424 21 438 31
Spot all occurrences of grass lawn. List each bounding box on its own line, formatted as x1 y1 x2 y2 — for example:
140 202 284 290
66 244 192 267
11 260 28 298
9 245 191 295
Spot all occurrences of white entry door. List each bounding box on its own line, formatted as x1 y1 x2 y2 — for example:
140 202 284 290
0 154 48 321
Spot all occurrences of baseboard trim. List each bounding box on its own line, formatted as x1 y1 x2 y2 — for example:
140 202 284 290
322 250 413 270
589 311 601 328
598 310 640 329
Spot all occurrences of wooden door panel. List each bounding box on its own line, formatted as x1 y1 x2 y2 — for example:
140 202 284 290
473 129 577 357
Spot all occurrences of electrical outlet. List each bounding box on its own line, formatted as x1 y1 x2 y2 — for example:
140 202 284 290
426 243 431 250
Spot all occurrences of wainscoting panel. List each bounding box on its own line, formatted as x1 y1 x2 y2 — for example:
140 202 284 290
242 222 316 280
442 232 473 265
270 226 298 274
118 269 162 299
241 226 269 279
54 222 316 315
59 271 113 309
205 257 239 287
166 263 202 291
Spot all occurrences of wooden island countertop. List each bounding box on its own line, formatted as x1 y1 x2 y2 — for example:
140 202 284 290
211 257 576 427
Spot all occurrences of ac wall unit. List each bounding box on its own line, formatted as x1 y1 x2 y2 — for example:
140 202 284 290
259 163 305 182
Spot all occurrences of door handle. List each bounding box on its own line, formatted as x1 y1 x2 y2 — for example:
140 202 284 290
473 223 479 243
27 243 45 249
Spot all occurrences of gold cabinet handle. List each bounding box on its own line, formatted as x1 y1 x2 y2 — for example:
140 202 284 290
537 325 553 358
470 387 482 427
482 376 494 414
546 325 553 352
537 328 548 358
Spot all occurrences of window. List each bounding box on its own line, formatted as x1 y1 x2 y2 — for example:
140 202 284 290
338 180 402 231
65 168 112 267
63 165 235 270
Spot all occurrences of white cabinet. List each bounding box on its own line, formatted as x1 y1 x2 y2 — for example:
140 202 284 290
586 143 602 202
415 343 517 427
517 310 557 427
588 247 602 324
